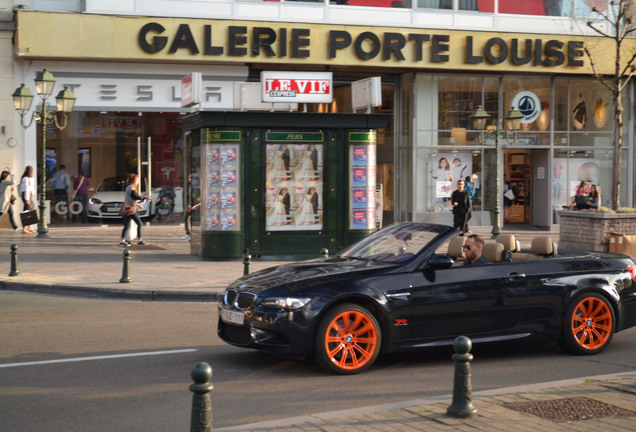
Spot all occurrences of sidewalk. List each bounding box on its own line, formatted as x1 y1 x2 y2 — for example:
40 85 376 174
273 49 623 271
0 223 557 301
217 371 636 431
3 224 636 432
0 224 290 301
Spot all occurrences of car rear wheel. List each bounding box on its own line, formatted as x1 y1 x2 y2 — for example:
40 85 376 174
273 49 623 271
314 303 381 375
561 293 615 355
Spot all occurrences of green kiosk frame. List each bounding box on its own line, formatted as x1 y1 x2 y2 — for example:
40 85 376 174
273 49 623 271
180 112 390 260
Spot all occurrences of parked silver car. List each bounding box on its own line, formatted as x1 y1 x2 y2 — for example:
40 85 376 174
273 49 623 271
87 177 150 220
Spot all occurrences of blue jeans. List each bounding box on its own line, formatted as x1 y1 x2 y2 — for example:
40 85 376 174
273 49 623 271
121 213 142 240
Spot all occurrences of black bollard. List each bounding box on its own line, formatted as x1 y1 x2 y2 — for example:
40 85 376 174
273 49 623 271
447 336 477 418
243 248 251 276
190 362 213 432
320 248 329 258
119 248 132 283
8 244 20 277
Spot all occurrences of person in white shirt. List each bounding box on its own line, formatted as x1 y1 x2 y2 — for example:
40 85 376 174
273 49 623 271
19 165 37 233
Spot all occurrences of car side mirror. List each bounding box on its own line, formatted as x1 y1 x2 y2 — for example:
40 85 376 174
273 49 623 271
427 254 454 270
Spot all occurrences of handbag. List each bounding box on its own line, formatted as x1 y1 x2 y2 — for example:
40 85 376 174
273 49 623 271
20 209 38 226
574 195 587 205
118 204 137 217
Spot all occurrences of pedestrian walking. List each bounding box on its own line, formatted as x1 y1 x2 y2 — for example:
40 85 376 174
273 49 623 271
51 164 70 223
119 173 149 247
71 169 89 224
19 165 37 233
450 178 471 234
182 173 200 240
0 170 19 230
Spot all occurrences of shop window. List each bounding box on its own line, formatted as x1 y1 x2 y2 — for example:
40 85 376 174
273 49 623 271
552 147 617 211
503 76 551 132
435 76 498 133
554 78 613 134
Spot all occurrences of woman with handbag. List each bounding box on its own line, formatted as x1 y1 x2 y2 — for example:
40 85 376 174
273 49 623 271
119 173 148 247
19 165 37 233
0 170 19 231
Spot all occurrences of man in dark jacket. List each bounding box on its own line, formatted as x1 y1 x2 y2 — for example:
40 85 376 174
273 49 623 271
451 179 471 233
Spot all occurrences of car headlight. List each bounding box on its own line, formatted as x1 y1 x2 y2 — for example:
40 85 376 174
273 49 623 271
260 297 311 310
89 198 102 204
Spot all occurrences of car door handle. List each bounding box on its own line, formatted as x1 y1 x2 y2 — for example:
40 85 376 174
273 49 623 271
506 273 526 280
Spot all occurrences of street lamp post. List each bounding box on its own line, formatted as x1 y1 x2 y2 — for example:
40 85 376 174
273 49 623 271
12 69 76 239
469 105 523 237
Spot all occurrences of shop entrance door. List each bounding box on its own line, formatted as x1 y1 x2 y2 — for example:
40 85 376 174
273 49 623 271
503 150 531 224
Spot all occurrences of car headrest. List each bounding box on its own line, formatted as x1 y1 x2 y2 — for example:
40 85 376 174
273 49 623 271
496 234 519 252
483 241 504 262
531 236 554 255
447 236 465 259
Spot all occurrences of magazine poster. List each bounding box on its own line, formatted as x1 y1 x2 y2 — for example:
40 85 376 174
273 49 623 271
436 181 452 198
205 143 240 231
265 142 323 231
349 144 377 229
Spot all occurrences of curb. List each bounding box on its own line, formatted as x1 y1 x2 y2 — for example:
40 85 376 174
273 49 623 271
215 370 636 431
0 280 221 302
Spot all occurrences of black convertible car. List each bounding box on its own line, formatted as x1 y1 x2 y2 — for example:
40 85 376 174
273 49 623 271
218 223 636 374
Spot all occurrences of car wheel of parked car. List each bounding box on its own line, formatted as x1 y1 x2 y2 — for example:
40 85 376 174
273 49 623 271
314 303 381 375
561 293 615 355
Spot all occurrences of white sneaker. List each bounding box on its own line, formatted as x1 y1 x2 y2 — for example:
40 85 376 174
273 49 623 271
182 234 191 240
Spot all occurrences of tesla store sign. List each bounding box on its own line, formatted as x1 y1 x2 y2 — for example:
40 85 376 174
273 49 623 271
50 74 235 111
261 71 333 103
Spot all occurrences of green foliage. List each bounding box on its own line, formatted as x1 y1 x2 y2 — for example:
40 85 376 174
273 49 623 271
617 207 636 213
597 206 615 213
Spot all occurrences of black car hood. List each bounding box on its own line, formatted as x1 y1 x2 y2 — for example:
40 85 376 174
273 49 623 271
227 257 400 294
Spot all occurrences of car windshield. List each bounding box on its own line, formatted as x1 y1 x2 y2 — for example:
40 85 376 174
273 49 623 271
97 177 147 193
338 224 445 263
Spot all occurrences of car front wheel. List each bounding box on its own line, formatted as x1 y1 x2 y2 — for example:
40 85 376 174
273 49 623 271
561 293 615 355
314 303 381 375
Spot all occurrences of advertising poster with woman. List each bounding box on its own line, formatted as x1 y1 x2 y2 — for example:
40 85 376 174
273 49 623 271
429 152 472 211
265 143 323 231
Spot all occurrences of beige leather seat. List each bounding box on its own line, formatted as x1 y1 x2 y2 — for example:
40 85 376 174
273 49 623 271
483 241 504 262
531 235 557 256
497 234 520 252
447 236 466 260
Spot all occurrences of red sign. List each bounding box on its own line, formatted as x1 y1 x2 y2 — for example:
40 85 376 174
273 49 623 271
261 71 333 103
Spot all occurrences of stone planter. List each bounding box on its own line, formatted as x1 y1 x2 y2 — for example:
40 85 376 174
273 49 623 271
557 210 636 252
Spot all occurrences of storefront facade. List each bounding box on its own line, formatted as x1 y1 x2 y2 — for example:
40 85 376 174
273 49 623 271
6 5 635 257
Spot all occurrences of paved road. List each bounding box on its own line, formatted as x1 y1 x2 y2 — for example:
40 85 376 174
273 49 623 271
3 291 636 431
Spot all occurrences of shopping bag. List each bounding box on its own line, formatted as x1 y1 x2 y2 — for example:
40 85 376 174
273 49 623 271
20 209 38 226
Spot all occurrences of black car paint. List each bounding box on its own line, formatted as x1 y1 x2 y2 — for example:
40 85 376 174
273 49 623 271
218 223 636 362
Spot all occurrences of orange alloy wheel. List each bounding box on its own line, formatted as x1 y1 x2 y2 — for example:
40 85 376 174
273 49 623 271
323 310 378 371
570 296 613 351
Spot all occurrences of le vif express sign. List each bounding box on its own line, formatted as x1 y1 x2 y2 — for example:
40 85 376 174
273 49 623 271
261 71 333 103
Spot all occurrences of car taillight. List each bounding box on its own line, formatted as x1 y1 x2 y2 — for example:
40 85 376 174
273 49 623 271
628 265 636 281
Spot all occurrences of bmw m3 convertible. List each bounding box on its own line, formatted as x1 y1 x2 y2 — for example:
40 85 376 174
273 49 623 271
218 223 636 374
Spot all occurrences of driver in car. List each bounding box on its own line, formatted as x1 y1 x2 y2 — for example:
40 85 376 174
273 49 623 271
463 234 490 266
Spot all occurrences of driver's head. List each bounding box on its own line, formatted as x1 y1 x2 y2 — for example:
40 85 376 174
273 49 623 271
463 234 484 263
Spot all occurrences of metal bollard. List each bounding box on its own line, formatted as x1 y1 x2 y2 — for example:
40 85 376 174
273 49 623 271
119 249 132 283
190 362 213 432
8 244 20 277
320 248 329 258
446 336 477 418
243 248 251 276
